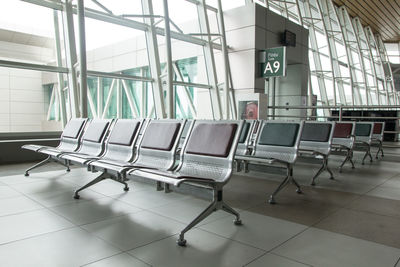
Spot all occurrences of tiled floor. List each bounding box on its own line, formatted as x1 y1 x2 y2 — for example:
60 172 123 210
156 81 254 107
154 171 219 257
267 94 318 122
0 146 400 266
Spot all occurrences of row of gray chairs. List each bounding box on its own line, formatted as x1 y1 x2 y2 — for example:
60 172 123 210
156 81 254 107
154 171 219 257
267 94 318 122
235 120 386 204
23 118 245 246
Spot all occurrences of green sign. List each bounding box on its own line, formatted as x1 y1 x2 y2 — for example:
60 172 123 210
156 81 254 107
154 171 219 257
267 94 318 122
260 47 287 78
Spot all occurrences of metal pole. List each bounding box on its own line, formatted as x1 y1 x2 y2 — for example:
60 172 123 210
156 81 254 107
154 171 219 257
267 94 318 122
62 0 80 118
97 77 103 116
162 0 174 118
53 10 67 127
217 0 230 119
272 78 276 120
142 0 166 118
77 0 88 117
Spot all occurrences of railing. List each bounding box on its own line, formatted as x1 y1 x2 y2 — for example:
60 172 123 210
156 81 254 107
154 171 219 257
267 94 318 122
266 105 400 137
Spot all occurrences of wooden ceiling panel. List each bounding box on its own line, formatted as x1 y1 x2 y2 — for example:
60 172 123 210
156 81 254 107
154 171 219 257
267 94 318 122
332 0 400 42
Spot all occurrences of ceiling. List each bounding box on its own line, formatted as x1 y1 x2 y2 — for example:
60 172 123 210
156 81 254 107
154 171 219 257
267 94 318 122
332 0 400 43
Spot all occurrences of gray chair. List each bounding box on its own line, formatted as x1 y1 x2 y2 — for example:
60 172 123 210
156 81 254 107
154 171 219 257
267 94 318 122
89 119 187 192
354 122 374 165
235 120 258 172
131 120 244 246
22 118 87 176
236 120 304 204
73 118 145 199
372 122 385 159
299 121 335 185
331 122 356 172
59 119 112 166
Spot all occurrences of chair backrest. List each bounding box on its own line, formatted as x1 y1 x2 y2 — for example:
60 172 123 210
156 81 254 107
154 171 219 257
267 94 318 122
253 120 304 164
77 119 113 156
331 122 355 149
299 121 335 155
236 120 258 156
133 119 186 170
100 118 145 162
372 122 385 141
177 120 243 183
58 118 87 152
355 122 374 144
177 119 193 152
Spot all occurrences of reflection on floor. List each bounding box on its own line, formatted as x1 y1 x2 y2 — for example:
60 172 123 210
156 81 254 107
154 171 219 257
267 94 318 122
1 146 400 266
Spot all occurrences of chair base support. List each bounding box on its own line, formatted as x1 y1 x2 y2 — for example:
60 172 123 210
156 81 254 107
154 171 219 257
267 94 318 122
177 185 241 246
338 149 355 173
375 141 384 159
268 164 300 205
24 156 70 176
311 156 334 186
73 171 129 199
361 145 373 165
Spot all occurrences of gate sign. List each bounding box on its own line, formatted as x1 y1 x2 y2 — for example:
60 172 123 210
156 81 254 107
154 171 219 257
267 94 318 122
260 47 287 78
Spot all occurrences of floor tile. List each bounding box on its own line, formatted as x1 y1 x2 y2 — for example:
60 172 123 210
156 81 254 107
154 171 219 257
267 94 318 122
315 208 400 249
246 253 310 267
0 170 70 185
367 186 400 201
0 209 73 244
84 179 153 197
247 197 340 226
149 197 233 225
83 253 150 267
113 189 190 209
380 176 400 189
27 188 105 208
348 195 400 219
200 211 307 251
274 228 400 267
10 179 75 195
51 197 141 225
0 195 43 217
129 229 265 267
0 185 21 199
0 227 120 267
82 210 185 251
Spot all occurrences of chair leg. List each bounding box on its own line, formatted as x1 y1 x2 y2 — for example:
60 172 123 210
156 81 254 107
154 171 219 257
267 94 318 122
73 172 108 199
311 164 325 186
268 171 291 204
116 178 129 192
221 202 242 225
362 145 372 165
243 161 249 173
58 159 70 172
235 160 241 172
24 156 51 176
177 201 217 246
375 141 384 159
177 188 241 246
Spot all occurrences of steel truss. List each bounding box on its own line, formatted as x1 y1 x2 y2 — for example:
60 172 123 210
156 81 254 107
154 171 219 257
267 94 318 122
259 0 397 108
16 0 237 125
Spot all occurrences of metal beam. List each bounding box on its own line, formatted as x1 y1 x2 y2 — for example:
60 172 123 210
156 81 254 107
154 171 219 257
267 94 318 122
21 0 63 10
53 10 68 127
87 70 152 82
217 0 230 119
0 60 68 73
102 79 116 118
77 0 88 117
62 0 80 118
121 80 140 117
197 0 222 119
173 63 197 117
163 0 174 118
142 0 166 118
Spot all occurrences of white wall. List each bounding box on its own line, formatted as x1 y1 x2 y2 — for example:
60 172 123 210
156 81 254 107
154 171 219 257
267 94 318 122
0 67 51 132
